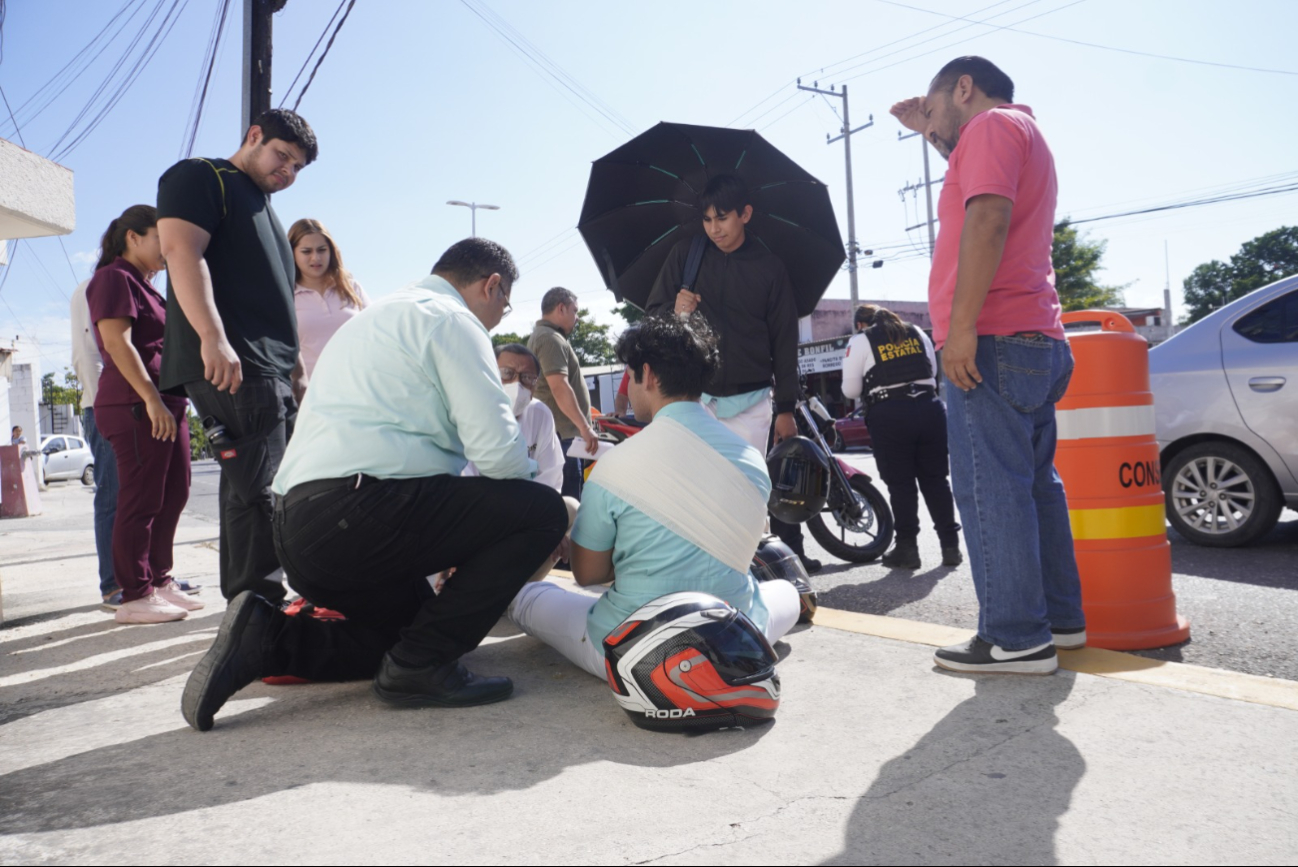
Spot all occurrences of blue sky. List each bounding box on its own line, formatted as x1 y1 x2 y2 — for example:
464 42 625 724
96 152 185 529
3 0 1296 377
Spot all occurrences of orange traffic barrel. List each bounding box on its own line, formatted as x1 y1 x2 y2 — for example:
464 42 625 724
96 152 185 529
1055 310 1189 650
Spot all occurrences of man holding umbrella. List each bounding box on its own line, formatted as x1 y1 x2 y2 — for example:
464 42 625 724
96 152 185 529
645 174 800 451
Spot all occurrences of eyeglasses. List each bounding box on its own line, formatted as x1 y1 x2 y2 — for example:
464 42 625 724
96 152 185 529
499 368 538 389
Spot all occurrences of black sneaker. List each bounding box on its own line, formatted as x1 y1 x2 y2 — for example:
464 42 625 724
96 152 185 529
881 542 920 570
181 591 283 731
799 555 823 575
940 546 963 567
934 636 1058 675
1051 626 1086 650
373 655 513 708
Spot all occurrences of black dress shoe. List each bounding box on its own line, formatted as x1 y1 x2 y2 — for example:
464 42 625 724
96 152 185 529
372 655 513 708
182 591 282 732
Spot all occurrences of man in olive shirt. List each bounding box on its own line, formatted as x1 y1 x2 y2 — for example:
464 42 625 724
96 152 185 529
157 108 317 604
528 287 597 499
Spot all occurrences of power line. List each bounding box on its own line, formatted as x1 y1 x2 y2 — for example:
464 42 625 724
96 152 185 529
180 0 233 158
292 0 357 111
877 0 1298 77
831 0 1082 87
1069 183 1298 226
47 0 191 163
0 82 24 147
0 0 145 138
728 0 1028 127
459 0 635 138
280 0 347 108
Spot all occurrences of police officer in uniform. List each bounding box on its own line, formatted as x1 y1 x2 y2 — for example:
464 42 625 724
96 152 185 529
842 305 962 569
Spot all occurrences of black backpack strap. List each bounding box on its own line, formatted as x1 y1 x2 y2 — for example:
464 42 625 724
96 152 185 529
680 235 708 293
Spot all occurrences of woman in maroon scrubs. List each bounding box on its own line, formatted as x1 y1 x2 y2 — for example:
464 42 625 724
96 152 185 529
88 205 202 624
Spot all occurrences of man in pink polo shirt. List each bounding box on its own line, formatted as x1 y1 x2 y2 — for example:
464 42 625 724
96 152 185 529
891 56 1084 676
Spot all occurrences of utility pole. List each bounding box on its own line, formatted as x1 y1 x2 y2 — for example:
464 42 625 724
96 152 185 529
242 0 287 134
897 130 938 258
797 79 873 306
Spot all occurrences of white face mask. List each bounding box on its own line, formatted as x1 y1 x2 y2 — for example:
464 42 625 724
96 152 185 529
502 380 531 418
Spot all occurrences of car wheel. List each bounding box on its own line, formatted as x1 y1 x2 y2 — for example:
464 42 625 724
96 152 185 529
1164 442 1283 547
831 430 845 452
81 464 95 486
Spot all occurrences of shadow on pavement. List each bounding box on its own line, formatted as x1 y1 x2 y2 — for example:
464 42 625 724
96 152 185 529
823 671 1083 865
1167 518 1298 589
1 610 222 724
815 565 956 617
0 633 773 835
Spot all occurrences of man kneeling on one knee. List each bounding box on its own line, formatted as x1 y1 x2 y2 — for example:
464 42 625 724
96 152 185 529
182 238 569 731
507 314 801 679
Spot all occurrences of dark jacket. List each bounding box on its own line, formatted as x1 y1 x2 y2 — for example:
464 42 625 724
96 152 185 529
645 236 800 414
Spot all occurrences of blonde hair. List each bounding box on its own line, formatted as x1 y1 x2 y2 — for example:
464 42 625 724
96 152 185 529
855 304 910 343
288 218 364 309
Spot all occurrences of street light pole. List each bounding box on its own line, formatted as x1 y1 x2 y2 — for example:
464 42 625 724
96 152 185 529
446 200 501 238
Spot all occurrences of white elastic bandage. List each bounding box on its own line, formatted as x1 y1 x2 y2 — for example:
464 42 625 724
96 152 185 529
589 415 766 573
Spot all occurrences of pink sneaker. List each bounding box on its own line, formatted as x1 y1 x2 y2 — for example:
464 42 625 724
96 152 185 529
157 581 206 611
115 592 188 624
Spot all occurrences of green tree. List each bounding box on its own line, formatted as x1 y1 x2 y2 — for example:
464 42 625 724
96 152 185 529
41 369 83 413
1182 226 1298 324
491 331 528 348
188 408 211 460
569 308 616 366
612 301 644 326
1052 219 1126 311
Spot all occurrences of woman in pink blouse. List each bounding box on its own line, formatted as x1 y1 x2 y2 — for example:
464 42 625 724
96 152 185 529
289 219 369 383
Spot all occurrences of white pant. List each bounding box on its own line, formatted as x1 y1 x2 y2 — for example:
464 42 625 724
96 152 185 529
507 578 802 680
704 395 774 454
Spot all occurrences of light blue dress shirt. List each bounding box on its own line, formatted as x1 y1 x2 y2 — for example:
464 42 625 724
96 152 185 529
572 399 772 643
273 275 534 494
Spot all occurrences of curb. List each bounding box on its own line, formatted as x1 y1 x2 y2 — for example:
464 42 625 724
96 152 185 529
813 606 1298 712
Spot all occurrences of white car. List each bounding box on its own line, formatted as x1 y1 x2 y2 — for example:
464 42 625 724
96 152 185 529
1149 275 1298 546
40 434 95 485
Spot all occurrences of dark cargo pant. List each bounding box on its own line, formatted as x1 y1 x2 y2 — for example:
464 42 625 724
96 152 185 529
186 376 295 603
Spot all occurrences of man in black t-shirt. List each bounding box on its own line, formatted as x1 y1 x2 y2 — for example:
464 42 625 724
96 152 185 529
157 108 318 603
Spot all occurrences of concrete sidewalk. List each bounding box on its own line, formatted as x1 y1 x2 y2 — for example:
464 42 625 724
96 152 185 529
2 484 1296 865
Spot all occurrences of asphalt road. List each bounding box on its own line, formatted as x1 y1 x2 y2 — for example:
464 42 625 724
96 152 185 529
184 454 1298 680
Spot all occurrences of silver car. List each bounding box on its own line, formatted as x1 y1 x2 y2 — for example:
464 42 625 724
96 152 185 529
40 434 95 486
1149 274 1298 546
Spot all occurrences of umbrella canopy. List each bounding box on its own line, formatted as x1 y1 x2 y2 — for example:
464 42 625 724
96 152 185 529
578 122 846 318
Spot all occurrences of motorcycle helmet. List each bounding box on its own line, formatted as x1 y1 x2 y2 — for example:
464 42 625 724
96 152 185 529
766 436 830 523
751 536 818 624
602 592 781 732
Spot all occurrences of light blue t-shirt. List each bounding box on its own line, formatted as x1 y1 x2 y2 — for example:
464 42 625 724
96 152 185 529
701 387 769 420
273 275 534 494
572 399 773 644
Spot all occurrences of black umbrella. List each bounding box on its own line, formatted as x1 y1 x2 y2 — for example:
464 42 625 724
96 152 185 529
577 122 845 318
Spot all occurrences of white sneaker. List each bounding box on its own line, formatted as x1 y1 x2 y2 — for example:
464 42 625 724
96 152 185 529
115 592 188 624
157 581 206 611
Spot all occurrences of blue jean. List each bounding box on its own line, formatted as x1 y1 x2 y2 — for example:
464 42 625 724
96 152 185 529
83 407 120 596
944 334 1084 650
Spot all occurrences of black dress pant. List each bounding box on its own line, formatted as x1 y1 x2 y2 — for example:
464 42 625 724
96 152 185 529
187 376 295 603
268 473 568 681
867 395 961 547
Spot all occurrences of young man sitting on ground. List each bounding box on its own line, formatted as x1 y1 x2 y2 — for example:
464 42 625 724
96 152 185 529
506 314 801 679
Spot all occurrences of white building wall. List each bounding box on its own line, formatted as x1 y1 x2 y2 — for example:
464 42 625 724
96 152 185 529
0 377 10 444
9 361 42 444
0 138 76 240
